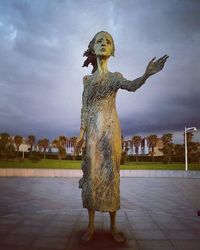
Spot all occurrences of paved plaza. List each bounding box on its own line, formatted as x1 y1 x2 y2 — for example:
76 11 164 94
0 177 200 250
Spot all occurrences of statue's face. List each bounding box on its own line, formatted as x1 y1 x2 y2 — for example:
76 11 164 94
93 32 113 58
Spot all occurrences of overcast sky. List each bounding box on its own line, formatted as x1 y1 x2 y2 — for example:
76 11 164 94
0 0 200 143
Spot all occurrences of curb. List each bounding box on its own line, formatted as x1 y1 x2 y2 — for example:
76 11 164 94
0 169 200 178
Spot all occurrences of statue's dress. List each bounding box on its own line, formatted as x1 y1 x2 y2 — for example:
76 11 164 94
79 72 145 212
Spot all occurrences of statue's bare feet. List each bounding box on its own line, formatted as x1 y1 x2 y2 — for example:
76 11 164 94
110 229 125 243
81 227 94 242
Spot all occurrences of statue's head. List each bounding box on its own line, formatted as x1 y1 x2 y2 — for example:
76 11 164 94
83 31 115 73
89 31 115 57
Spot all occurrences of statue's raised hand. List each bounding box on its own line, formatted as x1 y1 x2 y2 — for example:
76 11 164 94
145 55 169 76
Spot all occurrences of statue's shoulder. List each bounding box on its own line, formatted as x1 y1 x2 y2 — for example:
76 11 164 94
113 72 123 79
83 75 92 84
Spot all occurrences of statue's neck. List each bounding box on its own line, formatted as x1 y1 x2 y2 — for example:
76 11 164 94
96 57 109 75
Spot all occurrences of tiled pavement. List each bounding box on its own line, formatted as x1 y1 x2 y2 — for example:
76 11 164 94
0 177 200 250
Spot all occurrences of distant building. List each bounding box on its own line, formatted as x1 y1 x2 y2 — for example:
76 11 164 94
123 137 164 156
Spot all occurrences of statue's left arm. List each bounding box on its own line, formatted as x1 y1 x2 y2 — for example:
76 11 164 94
113 55 169 92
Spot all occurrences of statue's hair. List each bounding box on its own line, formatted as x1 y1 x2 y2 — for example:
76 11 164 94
82 31 115 74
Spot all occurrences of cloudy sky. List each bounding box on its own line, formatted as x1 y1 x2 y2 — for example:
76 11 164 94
0 0 200 143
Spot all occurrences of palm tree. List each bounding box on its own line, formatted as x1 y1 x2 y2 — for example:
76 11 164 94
160 133 173 163
0 133 10 145
186 132 194 143
162 133 173 144
0 133 10 159
14 135 23 157
132 135 142 163
59 135 67 147
121 135 124 150
27 135 36 153
147 134 158 161
59 135 68 159
52 136 68 160
0 133 15 160
174 144 184 162
38 138 49 159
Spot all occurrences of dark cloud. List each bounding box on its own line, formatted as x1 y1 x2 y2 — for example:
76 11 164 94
0 0 199 142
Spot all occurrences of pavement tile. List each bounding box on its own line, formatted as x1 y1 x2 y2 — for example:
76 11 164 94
0 218 23 226
40 226 72 237
195 230 200 237
32 236 68 250
150 215 178 223
137 240 175 250
21 219 49 227
126 215 151 222
128 217 155 224
118 225 133 233
182 222 200 230
116 216 127 223
28 214 55 220
130 222 159 230
165 230 199 240
0 246 27 250
171 240 200 250
0 225 14 237
125 239 139 249
0 234 34 247
48 221 74 228
132 230 166 240
54 214 77 221
8 226 43 236
156 221 186 230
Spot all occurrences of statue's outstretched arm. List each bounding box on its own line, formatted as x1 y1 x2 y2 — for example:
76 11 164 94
114 55 169 92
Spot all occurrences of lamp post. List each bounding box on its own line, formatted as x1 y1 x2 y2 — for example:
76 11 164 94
184 127 197 171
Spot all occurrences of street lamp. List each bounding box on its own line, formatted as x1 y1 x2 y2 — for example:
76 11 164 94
184 127 197 171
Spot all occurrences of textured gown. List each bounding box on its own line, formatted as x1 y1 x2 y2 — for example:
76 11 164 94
79 71 146 212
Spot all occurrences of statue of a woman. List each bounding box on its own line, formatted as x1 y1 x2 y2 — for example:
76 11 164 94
77 31 168 242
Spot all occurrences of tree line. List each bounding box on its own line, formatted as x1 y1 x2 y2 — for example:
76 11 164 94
0 133 80 161
0 132 200 163
123 132 200 164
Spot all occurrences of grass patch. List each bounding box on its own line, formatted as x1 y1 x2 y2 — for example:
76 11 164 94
121 162 200 170
0 159 199 170
0 159 82 169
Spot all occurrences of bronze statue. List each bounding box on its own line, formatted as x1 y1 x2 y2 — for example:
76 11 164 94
77 31 168 242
